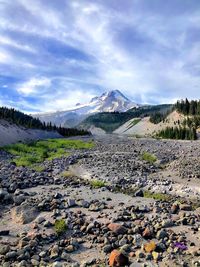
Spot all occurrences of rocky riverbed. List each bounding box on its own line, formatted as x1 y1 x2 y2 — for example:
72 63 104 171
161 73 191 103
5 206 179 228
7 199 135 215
0 135 200 266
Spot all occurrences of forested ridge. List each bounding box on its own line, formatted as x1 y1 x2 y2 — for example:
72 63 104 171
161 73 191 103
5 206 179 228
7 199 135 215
157 126 197 140
175 99 200 115
156 99 200 140
0 107 90 137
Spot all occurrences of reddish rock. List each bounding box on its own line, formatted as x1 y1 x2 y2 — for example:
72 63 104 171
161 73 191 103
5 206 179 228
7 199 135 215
134 220 142 226
109 250 129 267
142 226 153 239
108 223 127 235
129 251 135 257
171 204 179 214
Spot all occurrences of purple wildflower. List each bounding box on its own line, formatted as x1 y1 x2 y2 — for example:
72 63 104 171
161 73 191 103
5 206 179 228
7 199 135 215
174 242 188 251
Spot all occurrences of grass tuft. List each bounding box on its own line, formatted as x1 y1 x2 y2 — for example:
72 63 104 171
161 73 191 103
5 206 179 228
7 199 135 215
144 191 171 201
62 170 74 178
90 179 107 188
54 219 67 236
141 151 157 164
31 165 45 172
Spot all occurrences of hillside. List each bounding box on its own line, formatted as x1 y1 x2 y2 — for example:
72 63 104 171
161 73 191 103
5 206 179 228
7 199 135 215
79 104 172 133
0 119 61 146
0 107 90 146
114 110 185 136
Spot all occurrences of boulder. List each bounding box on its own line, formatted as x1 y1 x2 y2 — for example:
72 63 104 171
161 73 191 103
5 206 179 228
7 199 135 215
156 229 168 240
108 223 127 235
0 245 10 255
109 250 129 267
134 189 144 197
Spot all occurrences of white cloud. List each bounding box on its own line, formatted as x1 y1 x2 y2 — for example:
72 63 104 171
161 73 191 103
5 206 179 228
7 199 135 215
0 36 36 52
28 89 96 113
17 77 52 96
0 50 10 63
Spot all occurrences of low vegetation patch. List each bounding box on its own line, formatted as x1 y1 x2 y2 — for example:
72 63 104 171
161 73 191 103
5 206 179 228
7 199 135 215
54 219 67 236
141 152 157 163
62 170 74 178
3 139 94 167
31 164 45 172
130 118 141 126
90 179 107 188
144 191 172 201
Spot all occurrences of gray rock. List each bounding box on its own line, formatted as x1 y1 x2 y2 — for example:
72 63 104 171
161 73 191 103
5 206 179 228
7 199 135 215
134 189 144 197
35 216 45 224
17 260 28 267
67 199 76 207
156 229 168 239
5 251 18 260
162 219 174 228
103 244 112 253
0 245 10 255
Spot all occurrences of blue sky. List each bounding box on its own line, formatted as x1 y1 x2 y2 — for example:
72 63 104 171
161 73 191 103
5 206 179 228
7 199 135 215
0 0 200 112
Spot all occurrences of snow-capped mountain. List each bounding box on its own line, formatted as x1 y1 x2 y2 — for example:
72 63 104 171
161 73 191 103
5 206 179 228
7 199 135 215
36 90 138 127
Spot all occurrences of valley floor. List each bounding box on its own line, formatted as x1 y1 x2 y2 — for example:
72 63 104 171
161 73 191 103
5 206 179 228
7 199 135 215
0 135 200 267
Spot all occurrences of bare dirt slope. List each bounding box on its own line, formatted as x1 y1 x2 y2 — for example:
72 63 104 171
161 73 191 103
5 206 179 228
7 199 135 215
0 119 61 146
114 111 185 136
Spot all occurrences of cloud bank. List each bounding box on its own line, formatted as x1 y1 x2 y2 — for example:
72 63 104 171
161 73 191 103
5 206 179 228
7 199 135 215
0 0 200 112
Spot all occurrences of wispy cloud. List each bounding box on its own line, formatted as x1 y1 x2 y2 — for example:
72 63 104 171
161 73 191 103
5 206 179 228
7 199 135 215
0 0 200 112
17 77 52 96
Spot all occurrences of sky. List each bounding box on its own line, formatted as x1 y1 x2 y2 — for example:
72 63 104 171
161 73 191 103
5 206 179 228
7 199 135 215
0 0 200 113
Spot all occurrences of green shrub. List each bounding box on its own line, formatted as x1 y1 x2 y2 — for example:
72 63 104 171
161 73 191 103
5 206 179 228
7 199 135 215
54 219 67 236
141 152 157 163
90 179 107 188
31 165 45 172
144 191 171 201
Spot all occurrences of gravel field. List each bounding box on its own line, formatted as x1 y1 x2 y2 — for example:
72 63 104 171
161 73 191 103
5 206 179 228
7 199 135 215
0 135 200 266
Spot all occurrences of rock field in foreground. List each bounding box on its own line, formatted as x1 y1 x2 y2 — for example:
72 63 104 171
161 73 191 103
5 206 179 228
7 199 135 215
0 136 200 266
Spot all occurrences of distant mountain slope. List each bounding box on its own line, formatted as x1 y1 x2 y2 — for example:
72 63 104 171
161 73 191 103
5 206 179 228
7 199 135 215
114 110 185 136
79 104 172 133
0 119 61 146
36 90 138 127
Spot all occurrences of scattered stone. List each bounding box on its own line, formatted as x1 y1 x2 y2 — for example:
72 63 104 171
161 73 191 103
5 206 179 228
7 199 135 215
109 249 129 267
134 189 144 197
0 245 10 255
0 230 9 236
67 199 76 207
108 223 127 235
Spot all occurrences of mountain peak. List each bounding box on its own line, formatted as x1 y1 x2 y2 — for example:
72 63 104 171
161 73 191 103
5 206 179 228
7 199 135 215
75 89 138 113
106 89 129 100
36 89 139 127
